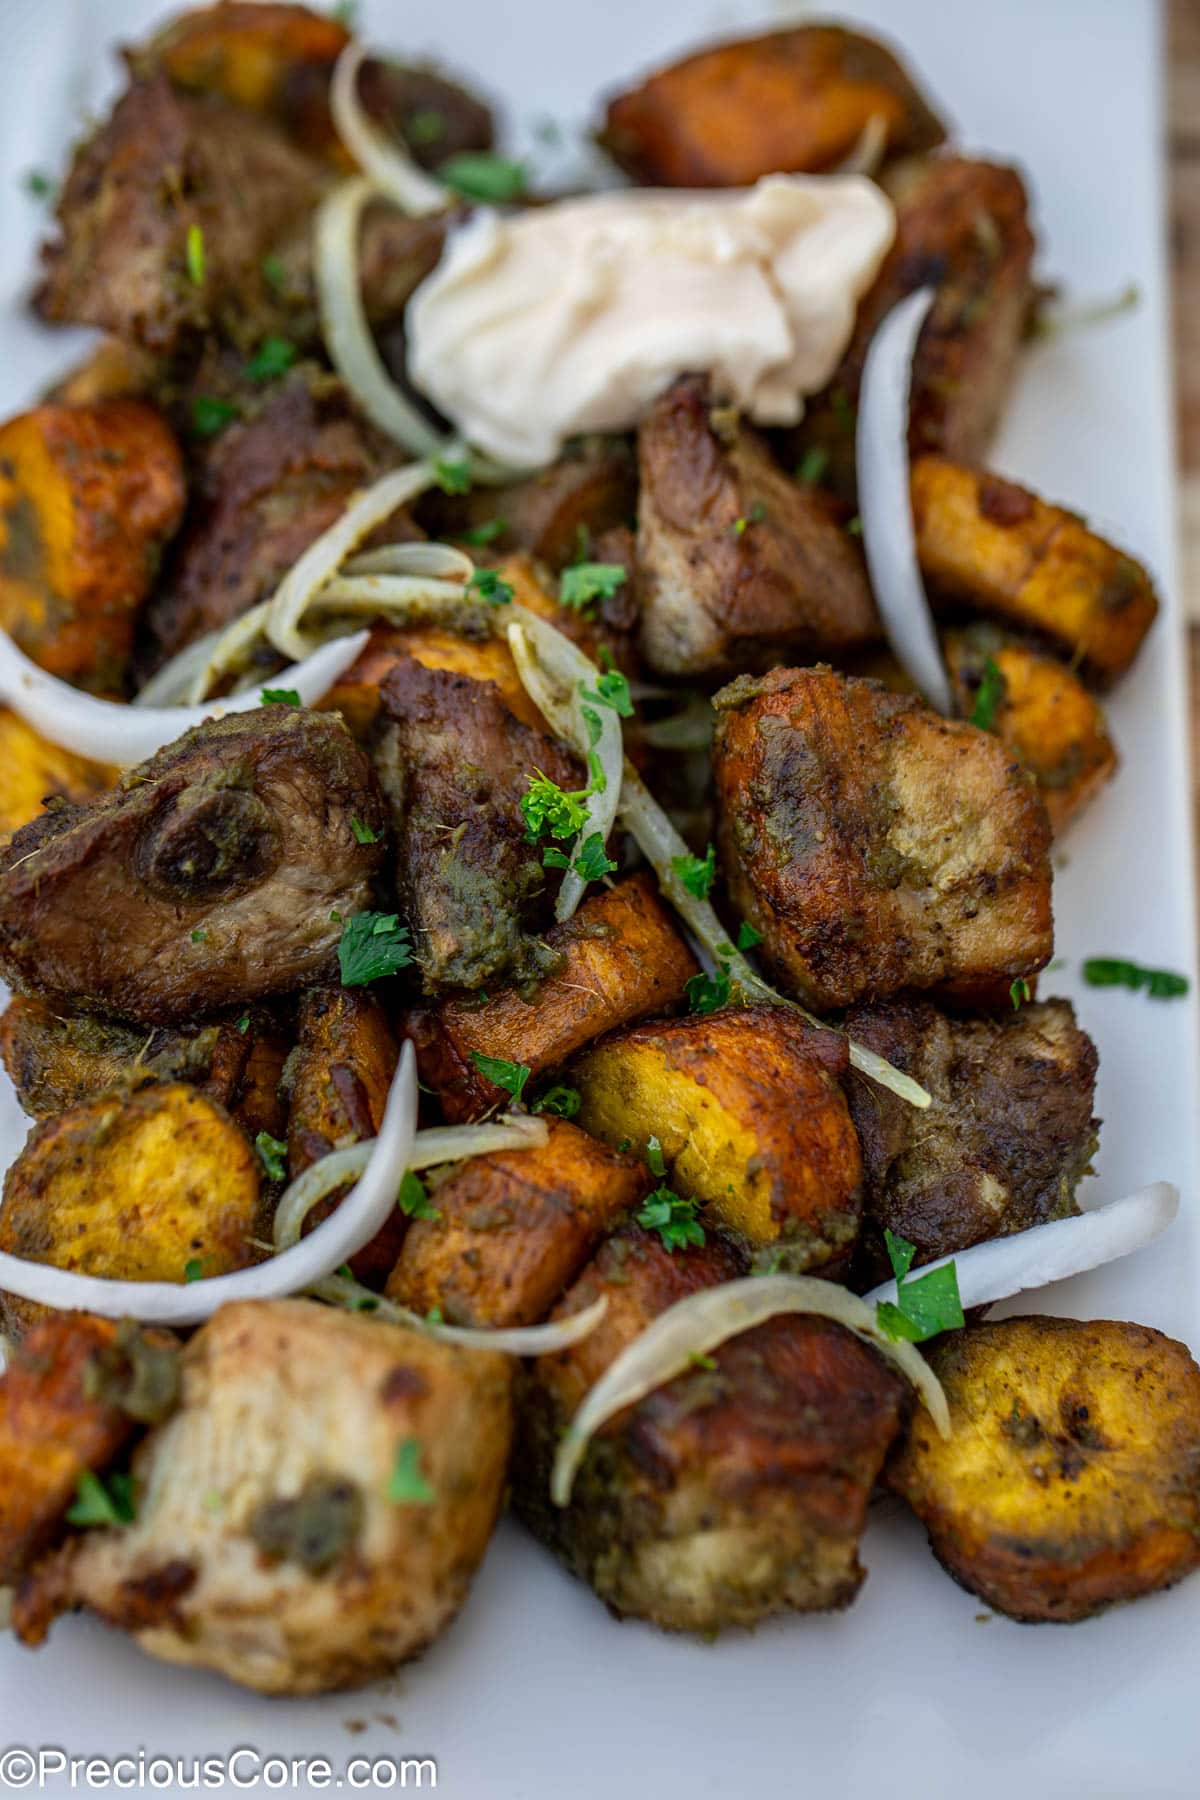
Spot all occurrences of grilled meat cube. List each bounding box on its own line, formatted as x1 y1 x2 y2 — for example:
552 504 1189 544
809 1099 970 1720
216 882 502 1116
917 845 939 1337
372 652 581 994
0 709 386 1024
914 457 1158 685
323 618 545 743
843 996 1098 1284
573 1005 862 1269
800 157 1035 493
37 76 326 355
636 376 878 677
13 1299 513 1694
888 1317 1200 1623
0 401 185 695
515 1229 908 1630
385 1118 650 1327
712 666 1054 1011
419 438 637 572
405 874 697 1122
599 24 944 187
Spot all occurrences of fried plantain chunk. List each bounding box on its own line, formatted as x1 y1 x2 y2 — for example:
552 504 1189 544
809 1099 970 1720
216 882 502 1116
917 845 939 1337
843 996 1098 1284
385 1119 649 1327
599 24 944 187
405 874 697 1122
573 1005 861 1267
0 1083 262 1336
636 377 878 677
0 709 385 1024
914 457 1158 685
515 1230 908 1630
14 1299 513 1693
888 1317 1200 1623
712 666 1054 1011
372 651 580 994
0 712 116 837
0 401 185 694
323 614 546 743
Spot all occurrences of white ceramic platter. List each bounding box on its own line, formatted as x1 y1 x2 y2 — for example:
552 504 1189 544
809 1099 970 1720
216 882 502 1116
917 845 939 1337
0 1 1197 1794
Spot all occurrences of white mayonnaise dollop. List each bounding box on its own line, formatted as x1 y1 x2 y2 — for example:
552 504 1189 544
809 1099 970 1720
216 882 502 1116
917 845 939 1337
406 174 895 468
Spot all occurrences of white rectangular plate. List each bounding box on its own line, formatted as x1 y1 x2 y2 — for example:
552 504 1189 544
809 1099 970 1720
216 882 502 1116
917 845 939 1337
0 2 1197 1794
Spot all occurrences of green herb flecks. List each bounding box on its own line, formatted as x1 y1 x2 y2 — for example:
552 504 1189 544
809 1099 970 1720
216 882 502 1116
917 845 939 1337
246 335 297 384
388 1438 435 1505
186 223 206 287
467 567 514 607
970 654 1007 732
256 1132 288 1181
260 686 301 706
67 1469 136 1528
432 456 472 495
438 152 527 203
559 562 627 615
190 395 239 439
338 912 413 988
875 1228 965 1344
637 1187 705 1253
1082 958 1189 1000
398 1170 439 1220
671 843 716 901
350 816 380 845
470 1052 531 1105
533 1085 581 1118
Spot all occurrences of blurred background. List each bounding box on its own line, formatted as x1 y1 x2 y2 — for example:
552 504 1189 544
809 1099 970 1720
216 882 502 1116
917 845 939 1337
1171 4 1200 845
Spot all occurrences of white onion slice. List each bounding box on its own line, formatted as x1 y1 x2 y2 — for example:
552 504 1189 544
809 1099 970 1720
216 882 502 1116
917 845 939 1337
0 1044 417 1325
265 462 438 659
834 113 889 177
133 630 224 708
272 1113 549 1252
329 41 449 216
551 1273 949 1506
0 627 370 768
315 1271 608 1355
345 543 475 581
864 1182 1180 1314
856 286 953 713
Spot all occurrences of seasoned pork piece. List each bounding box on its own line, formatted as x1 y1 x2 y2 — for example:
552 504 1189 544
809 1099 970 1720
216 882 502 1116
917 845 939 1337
636 376 878 677
515 1229 909 1630
385 1119 650 1327
712 666 1054 1011
888 1317 1200 1623
799 157 1035 493
37 76 327 355
0 709 385 1023
843 996 1098 1284
404 874 697 1122
599 24 944 186
419 438 638 572
373 652 581 994
14 1300 513 1695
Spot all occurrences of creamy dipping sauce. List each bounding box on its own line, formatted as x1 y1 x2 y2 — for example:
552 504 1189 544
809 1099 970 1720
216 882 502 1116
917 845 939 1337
406 174 895 468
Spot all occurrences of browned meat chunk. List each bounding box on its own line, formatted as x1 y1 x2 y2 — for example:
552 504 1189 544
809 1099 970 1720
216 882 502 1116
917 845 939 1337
712 666 1054 1010
515 1229 908 1630
419 439 638 572
599 24 944 187
843 996 1098 1284
0 709 385 1024
373 652 581 994
636 377 878 677
37 76 327 355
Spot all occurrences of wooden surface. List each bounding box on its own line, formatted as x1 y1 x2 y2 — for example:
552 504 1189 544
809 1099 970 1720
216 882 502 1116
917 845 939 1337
1168 1 1200 843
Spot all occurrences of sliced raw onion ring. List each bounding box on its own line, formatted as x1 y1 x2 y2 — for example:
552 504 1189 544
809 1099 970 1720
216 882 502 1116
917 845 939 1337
0 627 370 768
0 1043 417 1325
864 1182 1180 1313
329 41 449 216
856 286 953 713
315 177 453 462
834 113 889 176
551 1273 949 1506
315 1271 608 1355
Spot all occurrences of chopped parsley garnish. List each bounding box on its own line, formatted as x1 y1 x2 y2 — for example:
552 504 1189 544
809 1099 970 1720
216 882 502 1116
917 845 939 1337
875 1228 965 1344
190 395 239 438
256 1131 288 1181
671 843 716 901
737 920 763 951
846 514 864 537
533 1084 581 1118
470 1052 531 1105
559 562 627 614
260 686 301 706
236 1013 250 1034
1082 958 1189 1000
645 1136 667 1178
688 1351 717 1372
731 501 767 536
190 928 207 943
183 1258 204 1283
186 223 206 286
637 1187 705 1253
388 1438 435 1505
67 1469 136 1528
246 335 297 383
437 152 528 203
580 667 634 718
568 832 618 883
796 447 829 486
460 519 506 547
23 167 55 202
432 456 472 495
338 912 413 987
1010 976 1031 1010
350 816 380 845
406 109 445 146
970 654 1007 732
520 770 593 845
261 253 287 293
467 567 514 607
685 962 732 1016
398 1170 439 1220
